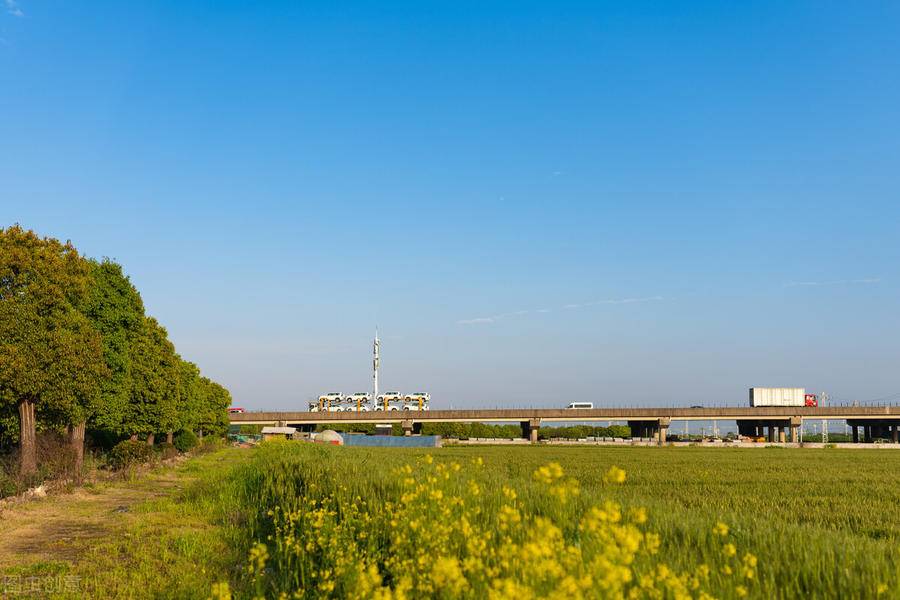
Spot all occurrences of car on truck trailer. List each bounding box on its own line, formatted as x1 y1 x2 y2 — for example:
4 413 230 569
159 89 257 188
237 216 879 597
403 392 431 411
346 393 372 411
311 392 345 412
376 391 403 404
749 387 817 407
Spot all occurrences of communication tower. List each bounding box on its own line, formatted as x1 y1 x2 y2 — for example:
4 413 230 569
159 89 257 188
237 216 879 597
373 328 380 407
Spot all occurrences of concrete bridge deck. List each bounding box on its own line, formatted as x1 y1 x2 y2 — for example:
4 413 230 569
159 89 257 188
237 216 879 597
230 406 900 445
230 406 900 424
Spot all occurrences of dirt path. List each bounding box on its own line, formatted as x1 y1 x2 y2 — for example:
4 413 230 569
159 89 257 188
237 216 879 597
0 463 190 569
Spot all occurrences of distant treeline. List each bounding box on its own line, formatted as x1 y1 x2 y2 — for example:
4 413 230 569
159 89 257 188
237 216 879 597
310 422 632 439
0 225 231 477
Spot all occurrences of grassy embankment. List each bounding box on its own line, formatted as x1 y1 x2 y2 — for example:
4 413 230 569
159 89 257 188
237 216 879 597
0 448 253 599
2 444 898 598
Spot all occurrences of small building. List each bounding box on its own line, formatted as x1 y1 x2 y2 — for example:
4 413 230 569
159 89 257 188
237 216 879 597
261 426 297 440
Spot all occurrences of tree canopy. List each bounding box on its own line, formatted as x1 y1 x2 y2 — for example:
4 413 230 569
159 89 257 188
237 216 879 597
83 259 145 434
0 225 233 473
0 226 107 472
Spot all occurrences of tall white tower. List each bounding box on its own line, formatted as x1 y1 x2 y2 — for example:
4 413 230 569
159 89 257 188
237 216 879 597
373 328 380 406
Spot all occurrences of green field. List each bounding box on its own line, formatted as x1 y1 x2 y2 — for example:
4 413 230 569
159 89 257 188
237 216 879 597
4 444 898 599
225 443 900 599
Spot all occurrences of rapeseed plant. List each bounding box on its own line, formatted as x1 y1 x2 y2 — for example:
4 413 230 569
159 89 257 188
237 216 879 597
225 443 759 599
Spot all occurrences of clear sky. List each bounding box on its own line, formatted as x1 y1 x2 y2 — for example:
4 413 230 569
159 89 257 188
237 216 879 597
2 1 899 410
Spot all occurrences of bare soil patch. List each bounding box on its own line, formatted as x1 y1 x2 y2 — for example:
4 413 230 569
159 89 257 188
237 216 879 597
0 468 187 568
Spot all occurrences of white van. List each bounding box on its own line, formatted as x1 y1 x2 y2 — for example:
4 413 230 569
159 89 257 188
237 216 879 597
565 402 593 409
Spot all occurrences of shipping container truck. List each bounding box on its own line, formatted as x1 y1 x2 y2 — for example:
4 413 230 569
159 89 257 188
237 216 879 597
749 387 817 407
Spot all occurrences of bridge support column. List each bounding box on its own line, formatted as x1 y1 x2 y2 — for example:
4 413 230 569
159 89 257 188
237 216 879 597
778 428 786 444
521 419 541 443
790 417 801 443
864 426 872 443
767 426 776 443
852 425 859 443
658 418 671 446
401 420 414 436
893 425 898 444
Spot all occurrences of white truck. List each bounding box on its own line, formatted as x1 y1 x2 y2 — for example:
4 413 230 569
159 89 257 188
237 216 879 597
749 388 817 407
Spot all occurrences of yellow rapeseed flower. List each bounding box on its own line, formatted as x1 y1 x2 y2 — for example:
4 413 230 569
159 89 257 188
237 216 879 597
208 582 231 600
604 465 627 484
431 556 467 595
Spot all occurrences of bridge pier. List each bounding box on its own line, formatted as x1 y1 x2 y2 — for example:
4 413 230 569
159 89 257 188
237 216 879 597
740 419 792 443
401 421 423 436
847 420 900 443
521 418 541 443
658 418 670 446
790 416 801 443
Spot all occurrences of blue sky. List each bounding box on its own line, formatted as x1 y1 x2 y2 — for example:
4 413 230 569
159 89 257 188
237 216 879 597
2 1 899 409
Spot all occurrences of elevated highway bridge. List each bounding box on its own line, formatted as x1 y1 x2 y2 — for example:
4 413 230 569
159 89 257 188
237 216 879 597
230 406 900 444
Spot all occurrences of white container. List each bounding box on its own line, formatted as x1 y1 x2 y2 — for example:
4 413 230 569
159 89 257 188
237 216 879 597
749 387 806 407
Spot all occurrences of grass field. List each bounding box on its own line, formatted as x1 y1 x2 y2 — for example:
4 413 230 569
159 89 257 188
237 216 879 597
228 443 899 599
2 444 898 598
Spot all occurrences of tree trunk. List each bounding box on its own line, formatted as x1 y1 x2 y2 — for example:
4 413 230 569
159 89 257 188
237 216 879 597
166 431 173 444
146 433 155 446
130 433 138 441
68 421 86 481
198 429 203 440
18 399 37 476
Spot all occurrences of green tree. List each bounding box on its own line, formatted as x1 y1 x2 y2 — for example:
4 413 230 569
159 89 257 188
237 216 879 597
125 316 179 444
172 359 202 443
0 226 106 475
196 377 231 438
82 260 145 438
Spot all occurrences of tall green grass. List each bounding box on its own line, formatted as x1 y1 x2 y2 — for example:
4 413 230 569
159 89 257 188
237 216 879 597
222 443 900 598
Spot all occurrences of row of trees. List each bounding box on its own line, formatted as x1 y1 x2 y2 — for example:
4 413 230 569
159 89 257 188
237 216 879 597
0 225 231 476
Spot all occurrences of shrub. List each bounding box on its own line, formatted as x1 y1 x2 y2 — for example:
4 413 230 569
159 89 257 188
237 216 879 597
0 468 18 498
109 440 155 470
36 432 78 480
173 430 199 453
197 436 223 453
157 442 179 460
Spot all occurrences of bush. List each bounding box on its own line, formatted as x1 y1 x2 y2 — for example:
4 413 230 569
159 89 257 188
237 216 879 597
156 442 179 460
195 436 223 454
173 430 198 453
36 432 78 480
0 468 18 498
109 440 155 470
